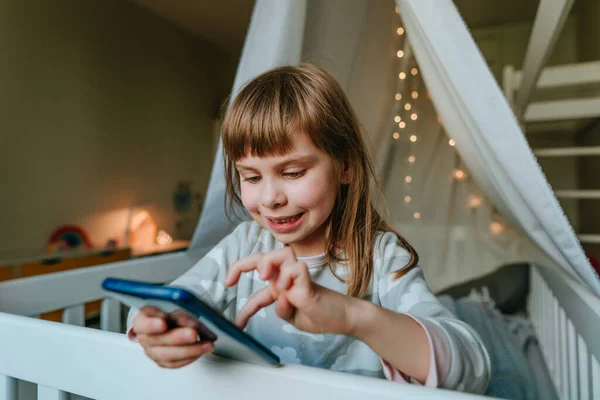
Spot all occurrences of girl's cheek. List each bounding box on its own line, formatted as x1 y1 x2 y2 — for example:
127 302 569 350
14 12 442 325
240 185 260 212
290 178 329 207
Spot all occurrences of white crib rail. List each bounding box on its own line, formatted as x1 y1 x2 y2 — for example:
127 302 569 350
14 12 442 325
0 312 490 400
0 250 202 320
528 264 600 400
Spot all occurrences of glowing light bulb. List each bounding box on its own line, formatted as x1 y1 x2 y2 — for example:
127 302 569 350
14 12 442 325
489 221 505 236
413 212 421 219
393 132 400 140
404 196 412 203
394 116 401 123
397 27 404 35
449 139 456 147
404 103 412 111
395 93 402 101
410 135 417 142
399 72 407 80
411 68 419 76
408 155 416 163
397 50 404 58
468 195 483 209
411 91 419 99
399 121 406 129
453 169 467 181
411 113 418 120
405 176 412 183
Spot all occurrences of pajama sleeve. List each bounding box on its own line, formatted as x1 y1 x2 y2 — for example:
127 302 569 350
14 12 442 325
374 232 491 394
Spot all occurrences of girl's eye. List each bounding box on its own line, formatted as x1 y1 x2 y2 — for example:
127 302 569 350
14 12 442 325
243 176 261 183
284 170 305 178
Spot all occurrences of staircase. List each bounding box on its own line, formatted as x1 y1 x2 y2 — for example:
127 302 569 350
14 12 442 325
503 61 600 254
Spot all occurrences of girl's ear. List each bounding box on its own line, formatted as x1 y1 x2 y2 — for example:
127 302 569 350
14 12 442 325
340 159 352 184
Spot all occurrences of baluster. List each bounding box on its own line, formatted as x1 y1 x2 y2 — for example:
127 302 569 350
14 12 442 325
100 298 121 332
62 305 85 326
0 375 17 400
38 385 69 400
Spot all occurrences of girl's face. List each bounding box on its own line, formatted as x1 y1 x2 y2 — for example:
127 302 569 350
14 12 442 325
236 132 350 256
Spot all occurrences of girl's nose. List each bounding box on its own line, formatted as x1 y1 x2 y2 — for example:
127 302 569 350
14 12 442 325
261 180 287 209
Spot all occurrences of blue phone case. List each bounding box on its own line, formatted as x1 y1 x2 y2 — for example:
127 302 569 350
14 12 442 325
102 277 280 367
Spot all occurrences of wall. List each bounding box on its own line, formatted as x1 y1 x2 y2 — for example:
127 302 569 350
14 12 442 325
471 15 578 82
0 0 237 256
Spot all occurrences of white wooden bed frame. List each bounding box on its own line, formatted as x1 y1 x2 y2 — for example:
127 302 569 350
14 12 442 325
0 249 598 400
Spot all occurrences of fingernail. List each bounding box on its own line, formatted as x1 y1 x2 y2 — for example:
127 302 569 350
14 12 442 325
202 343 214 353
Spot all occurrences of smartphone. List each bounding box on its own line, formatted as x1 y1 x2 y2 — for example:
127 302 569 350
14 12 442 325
102 277 280 367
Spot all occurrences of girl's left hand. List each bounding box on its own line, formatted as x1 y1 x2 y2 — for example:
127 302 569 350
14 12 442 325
224 247 356 336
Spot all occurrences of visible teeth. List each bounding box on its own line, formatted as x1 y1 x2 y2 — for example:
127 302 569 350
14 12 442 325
273 214 301 223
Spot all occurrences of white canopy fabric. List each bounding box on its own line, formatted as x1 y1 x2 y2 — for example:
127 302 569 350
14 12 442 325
189 0 600 296
190 0 306 253
395 0 599 295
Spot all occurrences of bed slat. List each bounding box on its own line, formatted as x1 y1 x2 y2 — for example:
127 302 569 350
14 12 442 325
100 298 121 332
592 356 600 400
62 305 85 326
38 385 69 400
553 297 560 388
567 320 579 400
0 375 17 400
577 336 589 400
560 308 568 399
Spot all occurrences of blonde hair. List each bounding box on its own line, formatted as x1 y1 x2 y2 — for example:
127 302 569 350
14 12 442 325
221 63 418 298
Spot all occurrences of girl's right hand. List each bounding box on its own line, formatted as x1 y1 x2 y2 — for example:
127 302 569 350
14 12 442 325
132 306 215 369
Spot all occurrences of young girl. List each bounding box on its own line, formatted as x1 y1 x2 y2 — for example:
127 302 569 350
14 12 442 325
128 64 490 393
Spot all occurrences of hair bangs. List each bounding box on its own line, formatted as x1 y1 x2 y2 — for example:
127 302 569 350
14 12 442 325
222 74 316 162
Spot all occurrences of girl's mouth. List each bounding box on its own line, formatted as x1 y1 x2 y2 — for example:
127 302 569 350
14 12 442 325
267 213 305 233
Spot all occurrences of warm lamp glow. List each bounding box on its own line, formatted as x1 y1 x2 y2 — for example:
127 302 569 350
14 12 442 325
411 91 419 99
156 230 173 245
399 72 407 80
399 121 406 129
128 209 158 250
449 139 456 147
405 176 412 183
411 68 419 76
405 103 412 111
411 113 418 121
397 26 404 35
394 116 401 123
393 132 400 140
395 93 402 101
410 135 417 143
404 196 412 203
413 212 421 219
408 155 416 163
397 50 404 58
